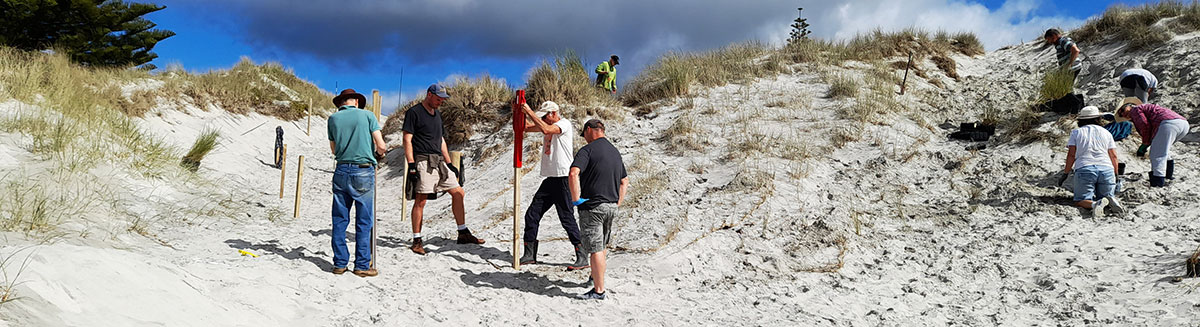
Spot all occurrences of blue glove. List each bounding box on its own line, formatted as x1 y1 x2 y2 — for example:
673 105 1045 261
571 198 589 206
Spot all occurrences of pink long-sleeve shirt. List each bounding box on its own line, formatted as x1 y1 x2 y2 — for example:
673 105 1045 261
1129 104 1185 145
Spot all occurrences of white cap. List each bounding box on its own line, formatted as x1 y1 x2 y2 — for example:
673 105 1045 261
535 101 560 117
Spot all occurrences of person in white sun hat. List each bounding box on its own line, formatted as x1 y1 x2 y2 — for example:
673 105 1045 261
1063 106 1125 217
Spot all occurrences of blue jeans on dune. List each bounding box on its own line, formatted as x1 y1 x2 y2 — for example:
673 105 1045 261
331 163 375 270
1073 165 1115 202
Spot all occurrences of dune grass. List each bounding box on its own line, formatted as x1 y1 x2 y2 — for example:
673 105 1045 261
622 42 781 106
181 128 220 172
1073 0 1200 50
1038 67 1076 102
781 28 984 65
382 74 514 147
826 74 859 98
525 51 619 109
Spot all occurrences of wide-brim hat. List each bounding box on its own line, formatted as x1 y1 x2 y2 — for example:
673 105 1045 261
333 89 368 109
1077 106 1102 120
1114 97 1142 114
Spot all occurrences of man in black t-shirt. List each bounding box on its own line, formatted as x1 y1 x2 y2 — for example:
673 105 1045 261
402 84 484 255
569 119 628 300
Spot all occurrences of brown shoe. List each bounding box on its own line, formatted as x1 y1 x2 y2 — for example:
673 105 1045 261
411 238 426 255
352 269 379 277
332 267 348 275
457 229 485 244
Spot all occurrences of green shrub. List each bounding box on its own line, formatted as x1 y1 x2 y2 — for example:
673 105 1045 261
1038 68 1076 102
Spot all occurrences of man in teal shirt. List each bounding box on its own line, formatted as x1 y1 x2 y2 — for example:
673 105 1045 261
326 88 387 277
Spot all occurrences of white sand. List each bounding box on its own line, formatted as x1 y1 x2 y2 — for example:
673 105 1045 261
2 32 1200 326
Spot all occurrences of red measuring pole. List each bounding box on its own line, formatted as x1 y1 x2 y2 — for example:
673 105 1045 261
513 90 526 168
511 90 526 269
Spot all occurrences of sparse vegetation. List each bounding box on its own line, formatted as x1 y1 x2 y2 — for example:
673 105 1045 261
826 74 859 98
0 247 33 310
181 128 220 172
1073 0 1200 50
660 115 706 154
781 28 984 66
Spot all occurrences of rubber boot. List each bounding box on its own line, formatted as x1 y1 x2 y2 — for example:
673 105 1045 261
519 241 538 265
1166 160 1174 180
566 244 590 271
1150 175 1167 187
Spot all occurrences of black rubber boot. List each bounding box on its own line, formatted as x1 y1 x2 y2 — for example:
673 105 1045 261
519 241 538 265
566 244 590 271
1150 175 1167 187
1166 160 1175 180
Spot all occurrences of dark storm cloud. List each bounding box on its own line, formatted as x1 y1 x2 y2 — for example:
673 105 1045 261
155 0 798 77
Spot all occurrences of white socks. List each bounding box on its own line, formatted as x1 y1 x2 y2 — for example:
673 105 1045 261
457 224 467 231
413 233 422 239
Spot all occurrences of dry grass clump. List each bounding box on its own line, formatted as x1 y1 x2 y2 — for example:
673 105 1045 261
1072 0 1200 50
156 57 331 120
525 51 619 108
782 28 985 65
437 74 513 147
831 123 864 148
623 42 780 106
623 154 669 209
722 167 775 194
931 54 959 80
826 73 859 98
837 65 904 125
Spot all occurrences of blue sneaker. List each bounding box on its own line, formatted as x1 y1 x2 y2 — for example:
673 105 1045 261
577 288 606 300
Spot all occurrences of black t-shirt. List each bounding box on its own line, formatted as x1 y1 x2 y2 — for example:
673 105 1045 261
401 103 443 155
571 137 627 210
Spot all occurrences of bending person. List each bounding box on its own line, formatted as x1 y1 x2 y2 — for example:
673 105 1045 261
1064 106 1124 217
1116 97 1190 187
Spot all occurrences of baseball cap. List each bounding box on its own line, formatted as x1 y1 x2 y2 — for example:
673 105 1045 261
427 84 451 98
580 119 604 137
535 101 560 117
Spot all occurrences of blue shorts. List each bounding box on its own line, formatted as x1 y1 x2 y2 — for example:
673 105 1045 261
1073 165 1115 202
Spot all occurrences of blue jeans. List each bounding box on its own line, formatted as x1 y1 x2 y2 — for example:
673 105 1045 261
331 164 375 270
1073 165 1115 202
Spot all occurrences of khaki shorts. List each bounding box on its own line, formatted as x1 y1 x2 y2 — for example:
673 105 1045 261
414 154 460 194
578 203 618 254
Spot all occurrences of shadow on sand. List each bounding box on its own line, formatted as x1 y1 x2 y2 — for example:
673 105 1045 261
450 268 589 298
225 239 334 272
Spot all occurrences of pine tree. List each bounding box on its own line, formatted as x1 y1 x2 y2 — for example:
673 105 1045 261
788 7 812 45
0 0 175 69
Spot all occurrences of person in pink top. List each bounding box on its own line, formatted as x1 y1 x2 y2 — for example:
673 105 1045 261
1116 97 1190 187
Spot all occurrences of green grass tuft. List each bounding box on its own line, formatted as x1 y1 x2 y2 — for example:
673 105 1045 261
181 128 220 172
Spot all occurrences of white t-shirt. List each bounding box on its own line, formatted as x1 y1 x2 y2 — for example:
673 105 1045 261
1067 125 1116 170
1121 69 1158 89
540 119 574 177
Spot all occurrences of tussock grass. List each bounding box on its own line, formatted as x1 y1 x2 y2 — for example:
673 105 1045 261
1038 67 1076 102
181 128 220 172
525 51 618 108
385 74 513 147
931 54 959 80
723 167 774 194
837 65 905 125
623 42 780 106
623 154 668 209
781 28 984 65
0 248 33 310
1073 0 1200 50
826 74 859 98
157 57 331 120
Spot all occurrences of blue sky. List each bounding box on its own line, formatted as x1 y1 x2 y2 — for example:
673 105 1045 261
142 0 1158 114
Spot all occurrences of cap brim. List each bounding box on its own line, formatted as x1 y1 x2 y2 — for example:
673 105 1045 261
435 92 451 99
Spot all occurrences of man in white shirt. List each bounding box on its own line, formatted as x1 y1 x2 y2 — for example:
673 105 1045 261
1064 106 1125 217
517 101 589 270
1119 68 1158 103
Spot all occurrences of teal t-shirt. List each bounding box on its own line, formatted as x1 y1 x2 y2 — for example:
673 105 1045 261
327 105 381 165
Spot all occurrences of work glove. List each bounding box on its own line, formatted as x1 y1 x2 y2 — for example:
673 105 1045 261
1056 171 1069 187
1136 144 1149 157
406 163 419 182
571 198 590 207
447 163 462 183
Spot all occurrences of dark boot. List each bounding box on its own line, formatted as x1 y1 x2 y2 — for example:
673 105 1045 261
1150 175 1167 187
519 241 538 265
566 244 590 271
457 228 486 244
1167 160 1175 180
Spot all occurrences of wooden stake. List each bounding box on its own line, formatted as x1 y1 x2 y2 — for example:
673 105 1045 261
450 151 463 183
512 166 521 270
900 52 913 95
372 90 382 122
306 99 312 136
279 145 287 199
294 155 305 218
